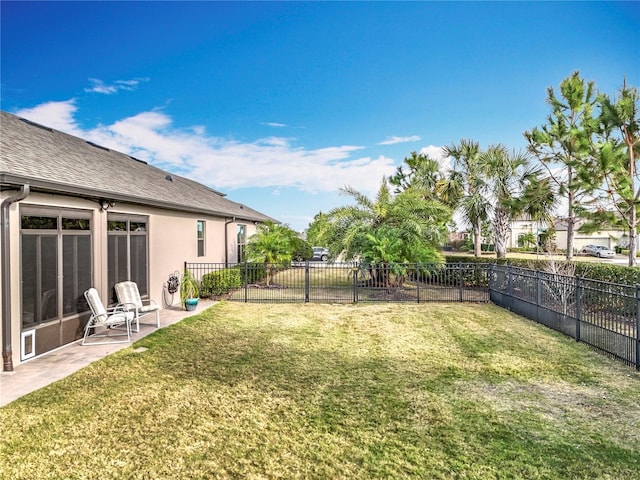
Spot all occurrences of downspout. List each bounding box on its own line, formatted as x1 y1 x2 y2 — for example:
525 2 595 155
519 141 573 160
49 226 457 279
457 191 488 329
224 217 236 267
2 184 30 371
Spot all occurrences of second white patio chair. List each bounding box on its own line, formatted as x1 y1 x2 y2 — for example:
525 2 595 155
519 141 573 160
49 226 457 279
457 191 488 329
114 281 160 333
83 288 134 345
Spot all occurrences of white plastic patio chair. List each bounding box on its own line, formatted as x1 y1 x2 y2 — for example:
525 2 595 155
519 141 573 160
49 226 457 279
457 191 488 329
114 281 160 333
83 288 134 345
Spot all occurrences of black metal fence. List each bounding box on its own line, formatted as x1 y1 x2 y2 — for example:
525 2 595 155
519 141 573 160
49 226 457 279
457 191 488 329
489 264 639 369
184 261 640 369
185 261 490 304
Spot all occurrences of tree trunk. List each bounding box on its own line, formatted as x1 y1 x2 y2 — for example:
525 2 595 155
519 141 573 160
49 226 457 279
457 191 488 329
629 208 637 267
565 189 575 261
628 138 638 268
264 261 270 286
473 221 482 257
566 217 575 262
493 209 509 259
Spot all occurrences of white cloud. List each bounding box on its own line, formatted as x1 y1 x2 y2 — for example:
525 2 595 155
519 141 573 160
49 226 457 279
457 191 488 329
419 144 445 160
14 101 397 197
85 77 149 94
421 144 453 173
378 135 421 145
263 122 287 128
15 100 84 137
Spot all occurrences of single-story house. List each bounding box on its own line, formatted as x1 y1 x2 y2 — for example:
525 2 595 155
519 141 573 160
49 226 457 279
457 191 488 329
508 216 625 252
1 110 274 370
553 217 624 252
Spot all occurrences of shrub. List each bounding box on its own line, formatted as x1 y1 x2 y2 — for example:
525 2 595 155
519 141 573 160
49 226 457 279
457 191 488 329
444 255 640 285
200 268 242 297
237 263 267 284
292 238 313 261
448 239 467 251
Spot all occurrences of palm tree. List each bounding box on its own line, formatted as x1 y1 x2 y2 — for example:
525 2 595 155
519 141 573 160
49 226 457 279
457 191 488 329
441 139 488 257
518 176 558 255
481 145 546 259
319 178 451 285
597 79 640 266
245 221 295 286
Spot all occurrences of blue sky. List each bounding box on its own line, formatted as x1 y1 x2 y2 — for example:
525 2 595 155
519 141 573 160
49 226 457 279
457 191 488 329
2 1 639 232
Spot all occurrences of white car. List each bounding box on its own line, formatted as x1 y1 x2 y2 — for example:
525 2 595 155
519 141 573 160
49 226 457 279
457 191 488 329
582 245 615 258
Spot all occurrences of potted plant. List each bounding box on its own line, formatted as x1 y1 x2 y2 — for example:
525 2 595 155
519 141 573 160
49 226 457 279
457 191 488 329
180 268 200 311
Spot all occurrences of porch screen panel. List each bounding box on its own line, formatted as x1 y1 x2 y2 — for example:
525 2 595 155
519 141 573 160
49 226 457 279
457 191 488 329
21 235 58 326
108 235 128 292
63 235 91 315
21 236 37 327
107 215 149 299
130 235 148 296
40 237 58 322
20 207 93 359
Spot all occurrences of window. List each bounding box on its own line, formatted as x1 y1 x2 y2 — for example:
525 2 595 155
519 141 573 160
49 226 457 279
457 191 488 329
21 208 92 328
237 224 246 262
108 214 148 300
197 220 205 257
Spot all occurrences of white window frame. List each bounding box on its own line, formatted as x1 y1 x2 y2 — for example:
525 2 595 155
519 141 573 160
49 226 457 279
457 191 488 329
197 220 206 257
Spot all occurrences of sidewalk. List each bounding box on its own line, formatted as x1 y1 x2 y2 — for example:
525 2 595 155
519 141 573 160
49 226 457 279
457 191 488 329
0 300 215 408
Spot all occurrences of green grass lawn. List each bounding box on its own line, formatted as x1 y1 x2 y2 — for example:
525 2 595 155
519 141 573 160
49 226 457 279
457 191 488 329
2 302 639 479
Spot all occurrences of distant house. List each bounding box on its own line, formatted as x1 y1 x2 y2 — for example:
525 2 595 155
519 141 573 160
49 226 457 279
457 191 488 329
448 231 469 243
508 217 543 248
0 111 273 369
553 217 624 252
507 216 625 252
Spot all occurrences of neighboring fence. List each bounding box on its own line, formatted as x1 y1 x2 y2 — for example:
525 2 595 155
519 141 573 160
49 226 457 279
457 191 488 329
185 261 490 304
184 261 639 369
489 264 639 370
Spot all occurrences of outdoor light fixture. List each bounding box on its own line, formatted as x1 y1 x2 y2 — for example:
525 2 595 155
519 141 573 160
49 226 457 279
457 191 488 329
99 199 115 211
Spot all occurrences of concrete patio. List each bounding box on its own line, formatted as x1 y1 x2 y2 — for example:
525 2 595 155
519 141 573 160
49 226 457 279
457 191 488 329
0 299 216 408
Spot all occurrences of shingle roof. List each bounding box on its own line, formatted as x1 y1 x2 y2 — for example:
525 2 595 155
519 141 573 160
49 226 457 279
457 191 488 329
0 110 274 223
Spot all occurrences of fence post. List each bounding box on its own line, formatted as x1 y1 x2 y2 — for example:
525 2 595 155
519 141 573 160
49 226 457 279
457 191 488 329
536 269 541 323
458 263 463 302
353 264 359 304
576 277 582 343
488 263 493 298
244 261 248 303
636 285 640 370
305 261 310 303
507 265 513 310
416 263 420 304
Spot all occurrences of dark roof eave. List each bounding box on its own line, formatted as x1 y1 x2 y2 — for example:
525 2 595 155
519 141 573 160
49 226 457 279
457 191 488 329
0 173 270 223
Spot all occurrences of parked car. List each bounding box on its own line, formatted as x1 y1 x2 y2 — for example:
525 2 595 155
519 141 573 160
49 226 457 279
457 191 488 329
311 246 330 262
582 245 615 258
